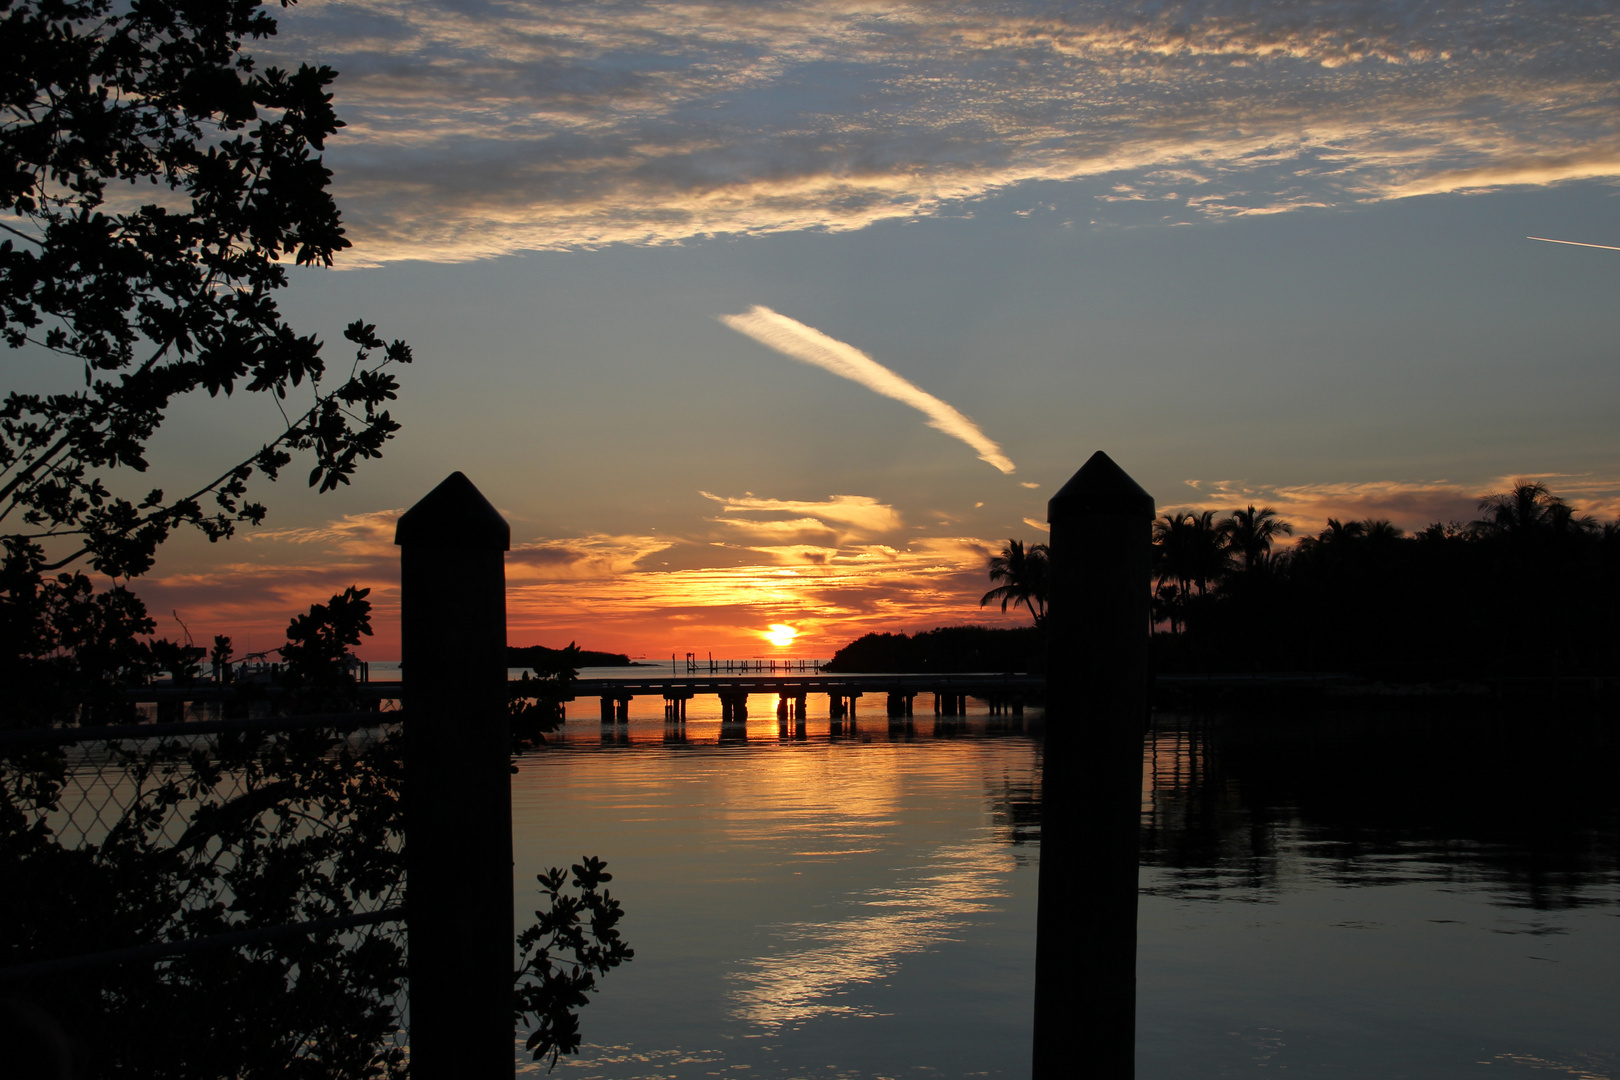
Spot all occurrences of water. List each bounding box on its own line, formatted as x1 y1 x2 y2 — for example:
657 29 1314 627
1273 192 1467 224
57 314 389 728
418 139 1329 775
511 694 1620 1079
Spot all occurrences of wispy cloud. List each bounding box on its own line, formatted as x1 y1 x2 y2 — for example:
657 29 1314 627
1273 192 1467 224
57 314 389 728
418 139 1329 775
718 306 1016 475
700 492 903 540
259 0 1620 263
1527 236 1620 252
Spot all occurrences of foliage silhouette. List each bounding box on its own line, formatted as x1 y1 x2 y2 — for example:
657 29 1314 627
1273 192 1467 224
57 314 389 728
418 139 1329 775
514 856 634 1070
2 0 410 578
511 641 581 749
2 591 408 1079
979 539 1050 629
1 0 408 738
1151 480 1620 681
6 591 635 1077
824 625 1044 673
1222 505 1294 572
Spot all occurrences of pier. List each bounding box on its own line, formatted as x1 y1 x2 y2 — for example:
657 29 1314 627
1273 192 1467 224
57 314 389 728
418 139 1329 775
120 672 1041 720
575 673 1038 722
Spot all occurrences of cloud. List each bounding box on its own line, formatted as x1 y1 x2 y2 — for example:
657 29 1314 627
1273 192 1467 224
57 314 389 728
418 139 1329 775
506 534 672 580
246 509 402 557
718 306 1016 474
1527 236 1620 252
130 470 1620 661
254 0 1620 263
1021 517 1049 533
700 492 903 539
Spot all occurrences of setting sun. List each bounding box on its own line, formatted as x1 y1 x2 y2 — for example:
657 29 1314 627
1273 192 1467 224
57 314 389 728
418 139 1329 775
763 623 798 648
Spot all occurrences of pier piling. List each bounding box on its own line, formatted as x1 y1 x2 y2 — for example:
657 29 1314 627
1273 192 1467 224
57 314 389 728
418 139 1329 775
1032 451 1153 1080
396 472 513 1080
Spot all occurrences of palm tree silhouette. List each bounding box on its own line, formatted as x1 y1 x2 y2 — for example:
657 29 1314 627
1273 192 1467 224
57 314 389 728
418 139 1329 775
1472 481 1596 537
1223 505 1294 571
1153 513 1196 605
980 539 1050 629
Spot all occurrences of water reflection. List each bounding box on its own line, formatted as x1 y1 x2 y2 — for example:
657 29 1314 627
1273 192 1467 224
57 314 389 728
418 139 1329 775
727 841 1014 1030
1137 711 1620 1079
1141 712 1620 908
518 706 1619 1079
516 714 1042 1079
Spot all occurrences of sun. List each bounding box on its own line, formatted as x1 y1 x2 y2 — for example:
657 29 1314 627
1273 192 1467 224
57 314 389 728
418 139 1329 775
763 623 798 648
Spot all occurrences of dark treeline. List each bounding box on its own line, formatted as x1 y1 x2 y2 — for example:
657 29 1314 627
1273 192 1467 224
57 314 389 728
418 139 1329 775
826 480 1620 682
1156 481 1620 679
507 644 633 669
824 625 1045 673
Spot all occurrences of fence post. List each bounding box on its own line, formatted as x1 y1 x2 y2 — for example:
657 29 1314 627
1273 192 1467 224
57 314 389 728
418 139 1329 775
1033 451 1154 1080
395 472 513 1078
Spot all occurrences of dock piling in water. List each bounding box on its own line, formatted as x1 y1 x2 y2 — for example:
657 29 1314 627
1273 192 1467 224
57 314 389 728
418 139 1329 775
1033 451 1153 1080
395 472 514 1080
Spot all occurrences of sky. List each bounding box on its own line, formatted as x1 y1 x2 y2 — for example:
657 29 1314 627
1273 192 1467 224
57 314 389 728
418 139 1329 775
111 0 1620 660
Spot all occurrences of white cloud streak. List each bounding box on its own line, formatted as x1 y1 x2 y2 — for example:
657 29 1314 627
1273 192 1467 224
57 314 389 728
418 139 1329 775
1527 236 1620 252
718 306 1016 475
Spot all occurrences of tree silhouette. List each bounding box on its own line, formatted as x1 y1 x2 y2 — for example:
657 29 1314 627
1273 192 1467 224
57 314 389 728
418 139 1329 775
2 0 407 728
980 539 1050 629
1223 505 1293 571
1472 481 1597 540
1153 513 1195 607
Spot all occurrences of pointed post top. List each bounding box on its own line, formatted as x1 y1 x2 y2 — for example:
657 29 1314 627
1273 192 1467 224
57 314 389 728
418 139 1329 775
395 472 510 551
1048 450 1154 522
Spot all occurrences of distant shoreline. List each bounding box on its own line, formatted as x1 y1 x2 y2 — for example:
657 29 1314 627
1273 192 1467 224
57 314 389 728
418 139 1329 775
507 645 636 668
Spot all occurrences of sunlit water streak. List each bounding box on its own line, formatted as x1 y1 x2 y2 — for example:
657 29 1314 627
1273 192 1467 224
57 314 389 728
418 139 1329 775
509 698 1619 1078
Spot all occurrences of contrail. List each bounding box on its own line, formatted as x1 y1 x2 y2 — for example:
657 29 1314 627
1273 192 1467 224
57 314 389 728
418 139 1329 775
1527 236 1620 251
719 305 1016 475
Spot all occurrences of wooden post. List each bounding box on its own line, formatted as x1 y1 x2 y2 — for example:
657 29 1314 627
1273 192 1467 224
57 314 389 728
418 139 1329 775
395 472 513 1080
1033 451 1153 1080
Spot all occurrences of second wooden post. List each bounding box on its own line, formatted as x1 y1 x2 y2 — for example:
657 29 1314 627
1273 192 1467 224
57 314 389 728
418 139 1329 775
1033 450 1154 1079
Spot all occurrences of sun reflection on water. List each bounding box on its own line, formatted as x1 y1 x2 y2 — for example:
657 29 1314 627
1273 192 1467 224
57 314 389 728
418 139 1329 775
727 840 1015 1030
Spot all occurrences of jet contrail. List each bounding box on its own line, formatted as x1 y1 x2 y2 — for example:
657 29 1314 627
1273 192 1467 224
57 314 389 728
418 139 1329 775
719 305 1016 475
1527 236 1620 251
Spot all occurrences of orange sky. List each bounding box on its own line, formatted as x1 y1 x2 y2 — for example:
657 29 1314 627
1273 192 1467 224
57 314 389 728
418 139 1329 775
123 471 1620 662
130 498 1035 660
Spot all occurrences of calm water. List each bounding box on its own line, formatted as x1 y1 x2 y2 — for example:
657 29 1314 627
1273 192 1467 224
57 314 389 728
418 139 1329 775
510 688 1620 1079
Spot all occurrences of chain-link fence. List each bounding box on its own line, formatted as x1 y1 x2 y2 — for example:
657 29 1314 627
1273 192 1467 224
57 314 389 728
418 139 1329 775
1 710 409 1079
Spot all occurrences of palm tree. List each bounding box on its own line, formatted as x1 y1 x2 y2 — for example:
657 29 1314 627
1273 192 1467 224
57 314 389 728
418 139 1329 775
1359 518 1404 543
1223 505 1293 571
1472 481 1596 538
1321 518 1366 545
980 539 1050 629
1183 509 1227 595
1152 512 1195 602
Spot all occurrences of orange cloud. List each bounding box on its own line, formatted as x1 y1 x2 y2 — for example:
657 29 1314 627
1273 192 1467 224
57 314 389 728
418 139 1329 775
130 473 1620 664
505 535 1015 658
700 492 904 541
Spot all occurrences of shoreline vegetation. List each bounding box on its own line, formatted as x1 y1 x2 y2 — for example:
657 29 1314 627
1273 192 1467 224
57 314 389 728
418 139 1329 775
824 626 1045 674
827 480 1620 711
508 645 637 669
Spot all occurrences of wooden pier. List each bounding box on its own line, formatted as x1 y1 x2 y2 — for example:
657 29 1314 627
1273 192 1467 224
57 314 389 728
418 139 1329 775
571 673 1038 721
121 672 1041 720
